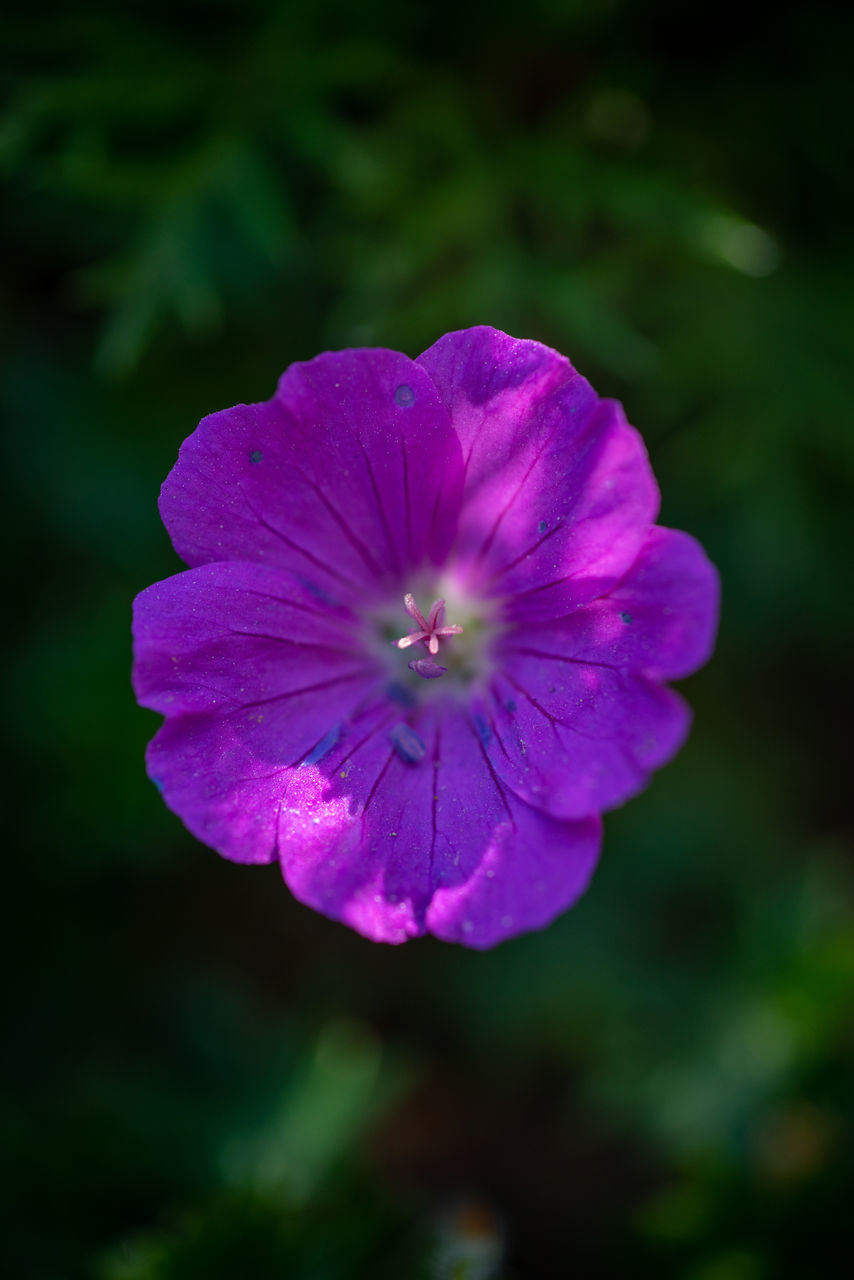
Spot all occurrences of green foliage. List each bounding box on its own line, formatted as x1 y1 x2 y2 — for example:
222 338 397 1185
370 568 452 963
3 1 853 1277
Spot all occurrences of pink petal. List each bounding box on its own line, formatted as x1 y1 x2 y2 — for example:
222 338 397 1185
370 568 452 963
477 668 691 821
278 703 601 947
159 349 464 605
132 561 382 865
417 326 659 618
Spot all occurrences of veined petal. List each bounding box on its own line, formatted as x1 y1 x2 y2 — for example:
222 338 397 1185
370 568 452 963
477 665 691 821
159 349 464 604
144 685 387 867
133 561 383 865
132 561 375 716
424 710 602 948
278 703 601 947
468 526 718 819
278 703 435 942
509 526 720 684
579 526 721 681
417 326 658 618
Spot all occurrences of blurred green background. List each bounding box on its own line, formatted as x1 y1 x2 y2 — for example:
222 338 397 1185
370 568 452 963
4 1 853 1276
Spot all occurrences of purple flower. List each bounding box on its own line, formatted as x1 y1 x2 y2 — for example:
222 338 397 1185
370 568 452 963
132 327 719 948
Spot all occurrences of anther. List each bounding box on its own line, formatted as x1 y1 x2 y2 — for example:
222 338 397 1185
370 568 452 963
408 658 447 679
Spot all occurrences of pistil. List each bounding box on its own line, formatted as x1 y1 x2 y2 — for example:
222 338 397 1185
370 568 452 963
395 593 464 663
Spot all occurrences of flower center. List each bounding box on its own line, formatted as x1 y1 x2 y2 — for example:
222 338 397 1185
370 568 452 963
366 584 495 693
394 593 464 678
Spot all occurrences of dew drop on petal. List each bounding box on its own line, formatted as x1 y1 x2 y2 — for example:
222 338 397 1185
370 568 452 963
390 722 426 764
537 519 549 534
249 450 264 464
394 384 415 408
620 611 633 625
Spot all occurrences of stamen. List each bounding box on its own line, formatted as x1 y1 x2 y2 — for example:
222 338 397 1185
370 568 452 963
394 593 464 676
408 658 447 679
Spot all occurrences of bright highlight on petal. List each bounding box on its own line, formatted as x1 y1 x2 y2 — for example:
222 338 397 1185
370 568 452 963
132 326 719 948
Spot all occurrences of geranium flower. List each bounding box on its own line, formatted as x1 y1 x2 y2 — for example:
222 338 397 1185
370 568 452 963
132 327 718 947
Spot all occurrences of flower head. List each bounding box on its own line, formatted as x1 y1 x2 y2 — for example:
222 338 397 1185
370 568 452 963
132 327 719 947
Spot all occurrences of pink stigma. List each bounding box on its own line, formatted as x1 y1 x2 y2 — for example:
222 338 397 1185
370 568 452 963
395 593 464 659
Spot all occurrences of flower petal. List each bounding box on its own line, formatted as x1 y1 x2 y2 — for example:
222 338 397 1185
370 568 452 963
277 703 434 941
460 524 717 821
417 326 659 618
278 703 601 947
133 561 372 716
132 561 383 864
159 349 464 603
475 666 691 821
145 714 285 865
424 710 602 948
515 526 721 683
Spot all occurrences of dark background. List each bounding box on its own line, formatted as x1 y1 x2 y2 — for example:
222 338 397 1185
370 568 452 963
4 1 853 1276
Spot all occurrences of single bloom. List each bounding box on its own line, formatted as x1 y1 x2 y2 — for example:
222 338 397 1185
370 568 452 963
132 326 719 948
